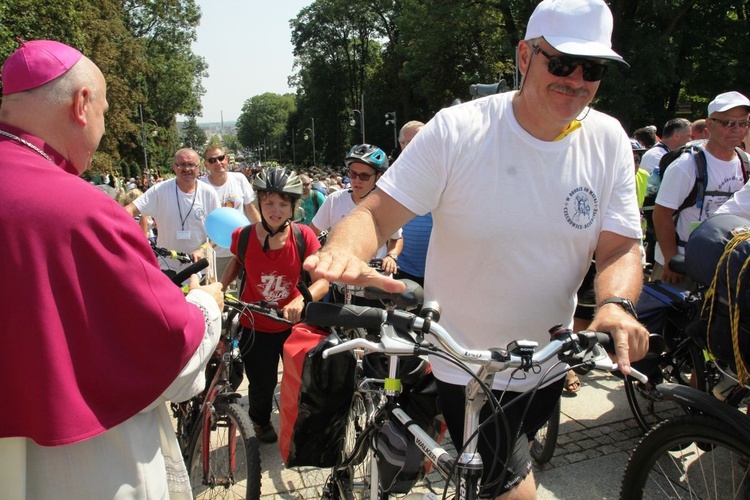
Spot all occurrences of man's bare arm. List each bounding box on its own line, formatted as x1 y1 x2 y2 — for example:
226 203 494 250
589 231 649 375
304 190 415 291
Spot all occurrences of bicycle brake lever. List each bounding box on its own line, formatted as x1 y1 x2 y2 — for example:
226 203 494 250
575 344 649 384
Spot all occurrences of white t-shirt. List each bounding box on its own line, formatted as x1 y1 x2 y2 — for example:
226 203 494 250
639 144 669 174
378 91 642 392
312 188 402 259
134 178 220 256
654 147 746 264
200 172 256 257
717 178 750 218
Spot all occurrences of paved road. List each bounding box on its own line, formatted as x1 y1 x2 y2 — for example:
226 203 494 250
228 367 643 499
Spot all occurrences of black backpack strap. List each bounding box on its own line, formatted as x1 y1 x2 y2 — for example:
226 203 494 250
313 191 321 212
236 224 253 293
291 222 312 285
237 224 253 268
736 147 750 182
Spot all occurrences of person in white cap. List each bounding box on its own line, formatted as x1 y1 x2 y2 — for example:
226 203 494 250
304 0 648 497
0 40 224 499
653 91 750 286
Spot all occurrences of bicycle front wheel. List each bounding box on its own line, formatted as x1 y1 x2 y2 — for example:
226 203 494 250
620 414 750 499
624 340 704 433
530 398 560 465
186 400 262 499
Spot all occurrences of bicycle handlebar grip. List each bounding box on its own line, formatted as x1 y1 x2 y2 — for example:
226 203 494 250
305 302 386 329
171 258 209 285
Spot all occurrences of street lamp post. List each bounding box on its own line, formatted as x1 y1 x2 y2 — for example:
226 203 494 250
385 111 397 151
286 128 297 166
139 104 159 174
303 118 317 166
348 94 366 143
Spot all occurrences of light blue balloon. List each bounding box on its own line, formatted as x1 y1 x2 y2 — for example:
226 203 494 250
205 207 251 248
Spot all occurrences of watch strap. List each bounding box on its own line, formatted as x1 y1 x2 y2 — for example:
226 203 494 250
597 297 638 319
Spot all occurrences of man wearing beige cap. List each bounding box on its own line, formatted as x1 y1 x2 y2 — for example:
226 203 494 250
653 91 750 285
304 0 648 497
0 40 223 498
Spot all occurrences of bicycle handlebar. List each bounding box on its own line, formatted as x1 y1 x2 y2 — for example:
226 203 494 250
306 301 652 384
224 295 294 325
151 243 193 264
170 258 209 285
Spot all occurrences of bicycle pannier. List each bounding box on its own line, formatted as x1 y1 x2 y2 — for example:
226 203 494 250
685 213 750 382
279 324 356 467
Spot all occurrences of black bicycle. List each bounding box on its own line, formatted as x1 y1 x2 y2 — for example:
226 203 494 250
620 383 750 499
622 280 706 433
303 296 656 499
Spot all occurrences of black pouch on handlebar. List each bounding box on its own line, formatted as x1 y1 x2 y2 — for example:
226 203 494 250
279 324 356 467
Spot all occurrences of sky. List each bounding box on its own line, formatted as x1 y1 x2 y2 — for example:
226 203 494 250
192 0 312 124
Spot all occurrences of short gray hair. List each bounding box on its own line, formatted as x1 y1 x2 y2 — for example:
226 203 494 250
399 120 425 141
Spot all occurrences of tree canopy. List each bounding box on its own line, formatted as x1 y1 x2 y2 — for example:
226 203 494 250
0 0 206 176
3 1 749 173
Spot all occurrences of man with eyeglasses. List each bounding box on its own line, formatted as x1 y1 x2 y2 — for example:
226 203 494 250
200 146 260 278
310 143 402 279
126 148 220 272
299 173 326 225
305 1 648 497
653 91 750 286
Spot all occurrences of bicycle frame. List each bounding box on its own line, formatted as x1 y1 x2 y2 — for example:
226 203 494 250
173 319 245 483
313 302 649 499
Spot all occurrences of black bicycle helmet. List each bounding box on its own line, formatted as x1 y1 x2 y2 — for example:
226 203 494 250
345 144 389 173
252 166 303 199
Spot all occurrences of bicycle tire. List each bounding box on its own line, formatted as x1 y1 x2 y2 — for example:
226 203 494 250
336 391 375 499
620 414 750 499
624 339 705 433
186 400 262 499
530 398 561 465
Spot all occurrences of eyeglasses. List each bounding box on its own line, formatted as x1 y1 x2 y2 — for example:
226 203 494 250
302 182 312 187
174 163 199 170
207 154 226 164
710 117 750 129
533 45 608 82
348 170 375 181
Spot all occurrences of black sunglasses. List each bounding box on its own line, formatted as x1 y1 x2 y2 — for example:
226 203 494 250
207 154 226 164
533 45 608 82
348 170 375 181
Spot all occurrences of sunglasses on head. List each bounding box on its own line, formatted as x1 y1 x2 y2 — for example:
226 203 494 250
207 154 226 164
348 170 375 181
533 45 608 82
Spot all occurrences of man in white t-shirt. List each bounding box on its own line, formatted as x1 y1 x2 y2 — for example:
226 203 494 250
653 91 750 285
310 144 403 276
305 1 648 497
200 145 260 278
126 148 220 272
639 118 691 174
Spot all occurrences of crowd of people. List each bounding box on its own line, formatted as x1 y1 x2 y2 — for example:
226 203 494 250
3 0 750 498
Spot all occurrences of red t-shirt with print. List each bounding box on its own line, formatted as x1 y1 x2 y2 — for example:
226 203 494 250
230 223 320 332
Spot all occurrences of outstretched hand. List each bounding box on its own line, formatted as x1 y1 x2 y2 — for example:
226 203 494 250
304 247 406 293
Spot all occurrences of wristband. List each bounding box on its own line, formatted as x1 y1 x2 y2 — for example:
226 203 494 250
597 297 638 319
